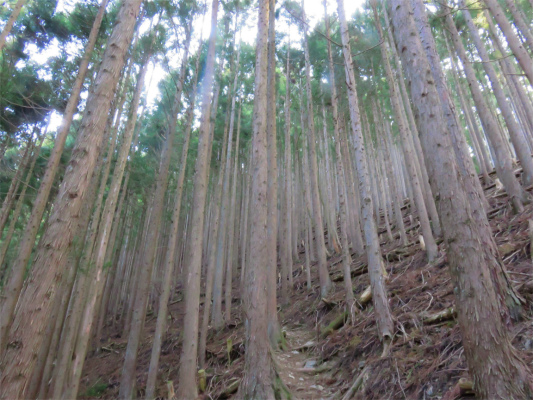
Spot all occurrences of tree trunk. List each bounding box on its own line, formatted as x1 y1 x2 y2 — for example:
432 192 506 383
0 0 110 353
371 0 437 262
442 5 528 208
301 2 332 297
0 0 27 53
0 2 141 396
324 0 354 312
176 0 219 397
266 0 281 348
236 0 277 397
459 0 533 188
389 2 533 397
337 0 393 350
483 0 533 86
145 89 195 400
119 32 190 399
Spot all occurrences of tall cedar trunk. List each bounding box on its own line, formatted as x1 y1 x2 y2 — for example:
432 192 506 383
373 99 408 247
0 0 26 53
301 2 332 297
324 0 354 312
389 1 533 397
119 32 190 399
411 0 488 213
441 4 528 207
484 9 533 146
443 33 493 183
337 0 393 349
266 0 281 348
0 126 45 266
0 2 141 396
145 91 196 400
483 0 533 86
176 0 219 396
459 0 533 188
372 0 438 262
212 23 240 329
0 0 110 352
281 35 292 304
236 0 277 397
504 0 533 53
199 77 231 367
224 104 242 323
0 138 32 235
381 2 442 238
64 54 150 400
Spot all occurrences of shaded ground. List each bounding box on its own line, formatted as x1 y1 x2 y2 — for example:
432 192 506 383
80 171 533 399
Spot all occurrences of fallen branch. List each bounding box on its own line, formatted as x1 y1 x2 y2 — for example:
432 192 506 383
220 378 240 398
359 285 372 306
422 307 456 325
321 311 348 337
341 366 368 400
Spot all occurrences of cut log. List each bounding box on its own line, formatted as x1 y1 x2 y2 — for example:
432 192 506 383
422 307 456 325
321 311 349 337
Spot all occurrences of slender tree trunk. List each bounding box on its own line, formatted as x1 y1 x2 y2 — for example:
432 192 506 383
145 93 195 400
442 5 528 208
301 2 332 297
281 36 292 304
504 0 533 53
337 0 393 351
224 104 242 324
483 0 533 86
0 0 27 53
459 0 533 187
0 131 44 266
266 0 281 347
176 0 219 396
0 138 32 235
324 0 354 313
119 32 190 398
236 0 277 397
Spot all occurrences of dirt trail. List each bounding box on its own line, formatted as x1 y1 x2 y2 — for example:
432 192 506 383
276 328 337 399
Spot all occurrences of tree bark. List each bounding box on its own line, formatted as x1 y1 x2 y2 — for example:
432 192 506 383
337 0 393 348
236 0 277 397
0 2 141 396
483 0 533 86
301 1 332 297
0 0 110 353
459 0 533 187
442 5 528 208
176 0 219 397
389 2 533 397
0 0 27 53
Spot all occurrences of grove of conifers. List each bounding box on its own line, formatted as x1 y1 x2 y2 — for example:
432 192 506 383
2 0 533 398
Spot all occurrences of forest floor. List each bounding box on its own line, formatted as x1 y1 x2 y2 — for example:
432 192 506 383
80 171 533 399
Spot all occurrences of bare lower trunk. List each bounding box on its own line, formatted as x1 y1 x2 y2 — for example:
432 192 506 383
236 0 277 397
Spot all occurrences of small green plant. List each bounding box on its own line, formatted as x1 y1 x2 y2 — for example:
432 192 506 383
82 381 108 398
